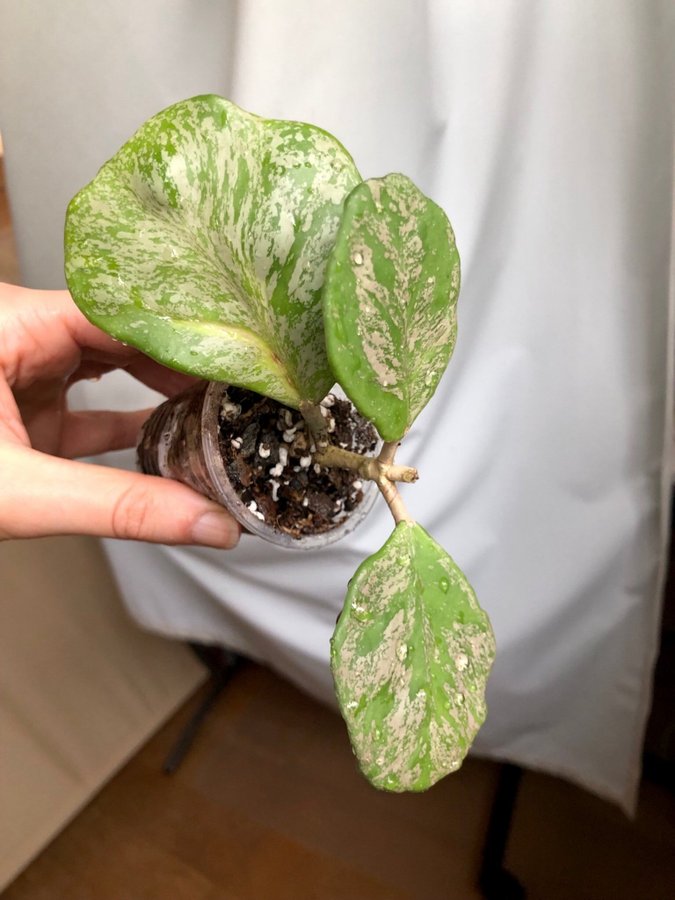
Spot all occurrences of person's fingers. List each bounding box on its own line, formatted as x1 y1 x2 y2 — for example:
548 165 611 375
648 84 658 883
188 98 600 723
124 357 200 398
0 443 240 548
59 408 155 458
67 359 199 398
65 362 117 387
60 295 199 396
3 286 199 399
1 289 136 387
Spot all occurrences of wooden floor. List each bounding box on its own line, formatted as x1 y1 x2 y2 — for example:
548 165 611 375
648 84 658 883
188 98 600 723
4 661 675 900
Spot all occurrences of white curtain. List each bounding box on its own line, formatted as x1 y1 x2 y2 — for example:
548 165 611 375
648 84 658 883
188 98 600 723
1 0 673 812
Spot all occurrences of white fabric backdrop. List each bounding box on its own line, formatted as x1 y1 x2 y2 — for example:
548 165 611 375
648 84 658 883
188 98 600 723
1 0 673 812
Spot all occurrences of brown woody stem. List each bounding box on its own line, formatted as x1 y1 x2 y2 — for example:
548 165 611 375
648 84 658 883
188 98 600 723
376 476 414 525
313 444 418 484
378 440 400 466
299 400 329 449
302 403 416 526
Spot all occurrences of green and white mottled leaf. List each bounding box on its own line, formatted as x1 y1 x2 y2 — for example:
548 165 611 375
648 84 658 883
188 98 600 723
323 174 460 441
331 522 494 792
65 95 361 407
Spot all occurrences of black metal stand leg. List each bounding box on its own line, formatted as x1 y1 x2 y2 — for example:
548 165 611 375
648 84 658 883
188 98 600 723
162 643 243 775
478 763 526 899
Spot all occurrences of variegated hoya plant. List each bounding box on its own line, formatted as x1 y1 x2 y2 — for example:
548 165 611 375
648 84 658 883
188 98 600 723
65 95 495 792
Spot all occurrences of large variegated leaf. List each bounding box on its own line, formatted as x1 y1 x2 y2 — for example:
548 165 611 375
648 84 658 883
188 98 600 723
323 174 460 441
331 522 494 792
65 95 361 407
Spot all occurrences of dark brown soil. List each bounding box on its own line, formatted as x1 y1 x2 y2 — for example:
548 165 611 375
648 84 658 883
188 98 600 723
217 387 378 539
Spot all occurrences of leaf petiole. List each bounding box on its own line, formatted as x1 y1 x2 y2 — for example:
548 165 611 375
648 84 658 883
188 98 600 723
312 443 417 484
375 475 414 526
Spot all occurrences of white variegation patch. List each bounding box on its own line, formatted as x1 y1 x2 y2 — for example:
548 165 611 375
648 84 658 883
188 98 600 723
323 174 461 440
65 95 361 406
331 522 494 792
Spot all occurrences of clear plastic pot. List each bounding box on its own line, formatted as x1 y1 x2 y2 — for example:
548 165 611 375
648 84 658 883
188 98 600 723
137 381 379 550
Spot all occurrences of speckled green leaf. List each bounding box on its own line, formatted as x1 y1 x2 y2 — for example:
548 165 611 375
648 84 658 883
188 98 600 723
65 95 361 407
331 522 494 792
323 174 460 441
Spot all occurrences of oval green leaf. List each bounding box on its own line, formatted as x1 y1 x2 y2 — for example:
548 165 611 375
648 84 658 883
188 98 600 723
331 522 494 792
323 174 460 440
65 95 361 407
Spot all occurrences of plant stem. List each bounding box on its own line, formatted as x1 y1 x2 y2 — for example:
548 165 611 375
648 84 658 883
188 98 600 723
376 476 414 525
313 444 418 483
301 402 418 482
299 400 329 449
378 440 400 467
301 402 416 525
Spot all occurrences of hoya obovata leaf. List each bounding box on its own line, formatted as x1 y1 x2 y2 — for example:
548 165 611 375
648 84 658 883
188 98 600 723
323 174 461 442
65 94 361 408
331 522 494 792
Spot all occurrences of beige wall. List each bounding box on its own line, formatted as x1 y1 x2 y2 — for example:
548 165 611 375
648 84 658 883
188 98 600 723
0 153 205 890
0 536 205 890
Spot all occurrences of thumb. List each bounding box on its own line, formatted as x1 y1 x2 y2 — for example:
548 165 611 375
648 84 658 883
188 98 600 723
0 444 240 548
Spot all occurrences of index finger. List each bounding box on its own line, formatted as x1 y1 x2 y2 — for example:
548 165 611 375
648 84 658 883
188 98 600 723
3 285 197 396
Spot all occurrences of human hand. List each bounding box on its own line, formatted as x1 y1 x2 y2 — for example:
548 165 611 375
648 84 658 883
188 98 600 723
0 283 240 547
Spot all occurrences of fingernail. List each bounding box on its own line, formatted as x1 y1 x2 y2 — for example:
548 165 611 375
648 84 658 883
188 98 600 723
191 510 240 548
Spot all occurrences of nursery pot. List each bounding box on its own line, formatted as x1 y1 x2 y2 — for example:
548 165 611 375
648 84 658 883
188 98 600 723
137 381 379 550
